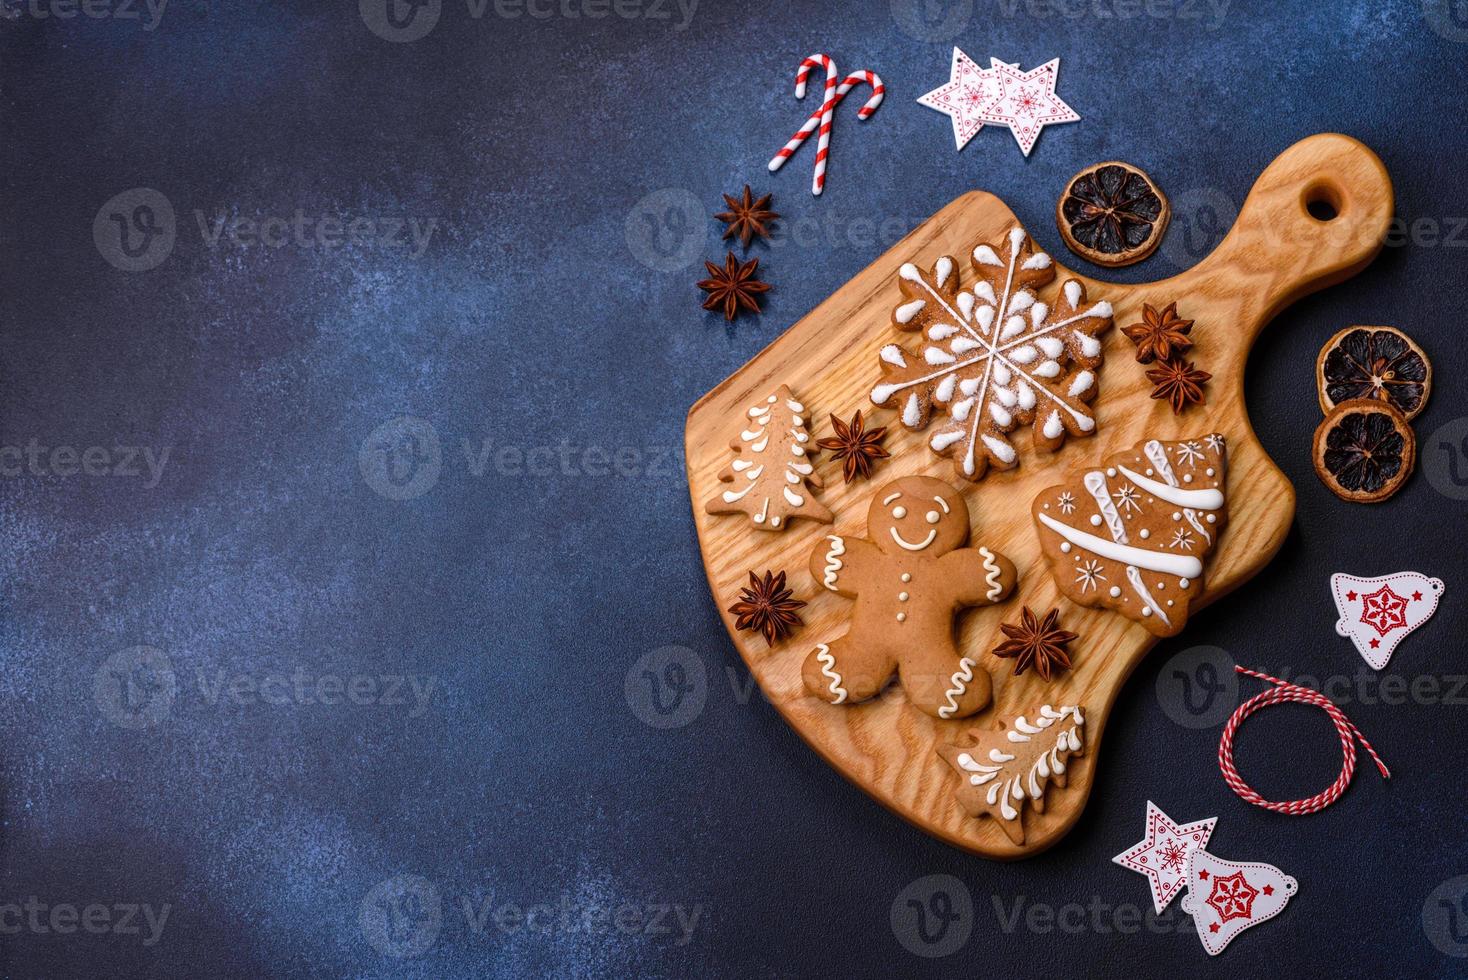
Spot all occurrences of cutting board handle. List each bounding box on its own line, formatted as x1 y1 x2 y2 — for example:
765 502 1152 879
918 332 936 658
1174 133 1394 329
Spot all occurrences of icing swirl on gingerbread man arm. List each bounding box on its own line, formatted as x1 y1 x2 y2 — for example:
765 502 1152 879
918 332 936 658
940 544 1019 607
807 534 880 597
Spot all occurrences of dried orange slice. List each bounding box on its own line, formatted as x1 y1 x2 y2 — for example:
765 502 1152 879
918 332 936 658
1315 325 1431 421
1056 162 1169 267
1312 398 1416 503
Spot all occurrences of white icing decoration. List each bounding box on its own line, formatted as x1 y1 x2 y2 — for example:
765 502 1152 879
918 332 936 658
938 657 977 719
903 394 923 428
979 547 1004 600
815 645 847 704
1116 464 1224 511
890 527 937 551
895 299 926 324
822 536 845 590
882 491 902 505
1038 513 1204 578
782 487 803 506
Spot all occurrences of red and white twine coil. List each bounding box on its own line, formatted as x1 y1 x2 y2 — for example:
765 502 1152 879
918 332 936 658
1218 667 1390 815
767 54 884 196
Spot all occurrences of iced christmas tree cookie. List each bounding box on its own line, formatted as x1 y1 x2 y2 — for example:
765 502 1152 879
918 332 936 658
705 385 832 532
938 704 1085 844
1031 434 1229 636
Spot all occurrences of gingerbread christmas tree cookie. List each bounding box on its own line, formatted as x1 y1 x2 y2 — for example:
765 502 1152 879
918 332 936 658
938 704 1086 844
870 227 1114 482
1032 434 1229 636
804 476 1016 719
705 385 832 532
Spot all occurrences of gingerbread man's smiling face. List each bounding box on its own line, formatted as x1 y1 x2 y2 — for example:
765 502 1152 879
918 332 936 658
868 476 970 556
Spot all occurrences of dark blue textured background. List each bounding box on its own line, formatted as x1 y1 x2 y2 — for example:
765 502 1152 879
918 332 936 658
3 0 1468 975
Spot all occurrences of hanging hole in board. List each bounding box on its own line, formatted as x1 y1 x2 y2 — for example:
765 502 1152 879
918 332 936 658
1302 182 1343 223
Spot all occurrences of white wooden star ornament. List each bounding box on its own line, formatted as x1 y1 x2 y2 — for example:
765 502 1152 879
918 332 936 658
917 48 1080 157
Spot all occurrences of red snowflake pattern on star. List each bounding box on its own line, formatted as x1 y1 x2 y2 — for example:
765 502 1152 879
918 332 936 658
1205 871 1259 924
1359 584 1409 637
1112 802 1216 914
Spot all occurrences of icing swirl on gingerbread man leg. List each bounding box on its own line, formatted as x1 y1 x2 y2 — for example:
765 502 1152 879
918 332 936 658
803 476 1017 718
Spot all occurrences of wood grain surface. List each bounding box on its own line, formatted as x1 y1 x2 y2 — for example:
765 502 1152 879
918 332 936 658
684 134 1394 859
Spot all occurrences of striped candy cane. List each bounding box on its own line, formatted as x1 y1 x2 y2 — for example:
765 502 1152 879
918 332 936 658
768 55 884 196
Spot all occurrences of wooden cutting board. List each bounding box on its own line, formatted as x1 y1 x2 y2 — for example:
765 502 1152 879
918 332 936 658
684 134 1393 859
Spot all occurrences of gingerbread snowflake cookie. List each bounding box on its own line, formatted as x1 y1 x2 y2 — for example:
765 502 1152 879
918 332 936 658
870 227 1113 482
705 385 832 532
805 476 1016 718
1032 434 1228 636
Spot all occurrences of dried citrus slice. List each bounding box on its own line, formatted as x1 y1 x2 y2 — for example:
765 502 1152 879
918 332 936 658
1056 162 1170 267
1312 398 1416 503
1316 325 1431 420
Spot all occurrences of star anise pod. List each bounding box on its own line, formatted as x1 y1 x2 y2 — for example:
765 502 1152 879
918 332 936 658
698 252 771 321
815 410 890 483
1146 356 1212 414
728 570 806 646
1122 302 1194 364
992 607 1077 681
715 185 778 247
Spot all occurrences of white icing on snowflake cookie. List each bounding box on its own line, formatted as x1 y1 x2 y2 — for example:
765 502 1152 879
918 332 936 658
871 227 1113 482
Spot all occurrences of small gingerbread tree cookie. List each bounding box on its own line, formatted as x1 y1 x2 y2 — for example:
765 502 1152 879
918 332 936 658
804 475 1016 719
938 703 1086 845
706 385 832 532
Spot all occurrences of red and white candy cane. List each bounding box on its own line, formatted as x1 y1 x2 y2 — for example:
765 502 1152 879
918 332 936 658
1218 667 1390 815
767 55 884 196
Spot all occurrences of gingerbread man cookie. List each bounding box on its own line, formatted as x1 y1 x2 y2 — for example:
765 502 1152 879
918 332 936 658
804 476 1017 718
